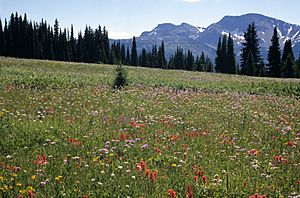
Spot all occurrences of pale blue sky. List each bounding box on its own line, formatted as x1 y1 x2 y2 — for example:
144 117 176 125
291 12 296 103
0 0 299 39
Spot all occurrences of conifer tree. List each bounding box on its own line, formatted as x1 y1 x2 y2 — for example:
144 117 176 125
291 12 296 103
282 54 295 78
220 34 227 73
0 18 3 55
281 40 295 77
258 60 265 77
126 47 131 65
151 45 158 67
120 44 126 65
295 53 300 78
75 32 84 62
158 42 166 68
140 48 147 67
240 23 261 76
245 51 256 75
69 25 76 61
200 52 205 71
186 50 194 71
215 37 222 72
227 34 236 74
267 27 281 77
282 40 294 63
112 65 128 89
194 56 201 71
131 36 138 66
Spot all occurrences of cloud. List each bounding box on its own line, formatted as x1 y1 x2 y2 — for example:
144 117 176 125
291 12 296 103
183 0 203 3
108 31 132 39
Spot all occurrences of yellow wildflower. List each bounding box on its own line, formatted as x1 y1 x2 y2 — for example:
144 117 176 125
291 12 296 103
31 175 37 180
19 189 26 194
55 175 63 181
0 176 4 182
92 157 99 162
16 183 22 187
0 111 4 118
171 163 177 167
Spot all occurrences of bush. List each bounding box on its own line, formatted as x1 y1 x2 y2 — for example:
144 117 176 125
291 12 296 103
112 65 128 89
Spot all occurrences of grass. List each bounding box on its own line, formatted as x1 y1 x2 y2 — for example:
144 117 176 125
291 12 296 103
0 57 299 197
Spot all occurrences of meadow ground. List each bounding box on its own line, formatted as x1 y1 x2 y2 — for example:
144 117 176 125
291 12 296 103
0 57 300 197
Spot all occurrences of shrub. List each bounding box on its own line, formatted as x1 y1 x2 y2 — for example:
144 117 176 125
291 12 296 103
112 65 128 89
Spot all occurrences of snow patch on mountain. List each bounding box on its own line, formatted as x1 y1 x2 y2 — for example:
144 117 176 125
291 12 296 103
197 27 206 33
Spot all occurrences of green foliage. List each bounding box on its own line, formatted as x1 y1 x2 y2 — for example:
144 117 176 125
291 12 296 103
112 64 128 89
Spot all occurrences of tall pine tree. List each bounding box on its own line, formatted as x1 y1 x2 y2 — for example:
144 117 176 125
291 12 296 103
215 37 222 73
240 23 261 76
0 18 3 55
281 39 295 77
227 34 236 74
220 34 227 73
267 27 281 77
131 36 138 66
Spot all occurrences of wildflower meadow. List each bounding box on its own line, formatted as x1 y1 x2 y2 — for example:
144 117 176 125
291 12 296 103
0 57 299 197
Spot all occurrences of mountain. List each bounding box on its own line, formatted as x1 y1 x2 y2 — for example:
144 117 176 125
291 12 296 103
113 13 300 61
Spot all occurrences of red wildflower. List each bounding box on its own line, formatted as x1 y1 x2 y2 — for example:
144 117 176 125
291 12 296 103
130 120 135 127
145 169 151 177
34 155 48 166
187 185 193 198
196 171 204 177
199 166 202 171
168 189 176 198
120 133 125 141
67 138 82 145
194 176 198 182
83 195 88 198
13 166 20 172
248 193 266 198
6 165 11 170
274 155 282 162
296 180 300 185
27 190 35 198
150 171 157 182
202 175 207 184
287 141 296 147
140 160 147 170
135 163 142 172
154 147 162 154
248 149 259 156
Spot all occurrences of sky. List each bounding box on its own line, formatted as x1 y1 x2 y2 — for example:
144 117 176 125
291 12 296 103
1 0 300 39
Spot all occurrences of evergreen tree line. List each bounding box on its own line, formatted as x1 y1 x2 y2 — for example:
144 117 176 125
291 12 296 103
0 13 214 72
0 13 112 63
168 48 213 72
1 13 299 78
215 22 300 78
215 34 236 74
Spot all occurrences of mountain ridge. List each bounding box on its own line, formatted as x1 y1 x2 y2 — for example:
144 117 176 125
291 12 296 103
112 13 300 61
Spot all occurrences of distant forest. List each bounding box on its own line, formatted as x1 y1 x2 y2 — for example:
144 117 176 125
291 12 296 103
0 13 299 78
